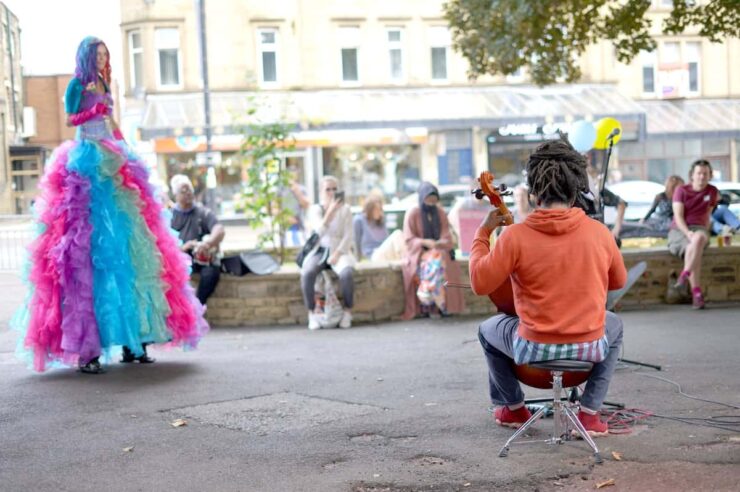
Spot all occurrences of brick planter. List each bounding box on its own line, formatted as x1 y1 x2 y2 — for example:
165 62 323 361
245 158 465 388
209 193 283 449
200 245 740 327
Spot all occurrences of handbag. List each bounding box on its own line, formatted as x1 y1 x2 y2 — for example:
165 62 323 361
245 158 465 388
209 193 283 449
221 251 279 276
296 232 320 267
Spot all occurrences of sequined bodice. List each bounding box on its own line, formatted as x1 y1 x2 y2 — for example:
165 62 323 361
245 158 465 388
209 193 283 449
78 89 114 141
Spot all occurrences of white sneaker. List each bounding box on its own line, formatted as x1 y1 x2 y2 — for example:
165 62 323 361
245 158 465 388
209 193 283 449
308 312 321 330
339 311 352 329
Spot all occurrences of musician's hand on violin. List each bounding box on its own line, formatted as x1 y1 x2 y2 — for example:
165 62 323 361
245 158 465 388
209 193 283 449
481 209 512 230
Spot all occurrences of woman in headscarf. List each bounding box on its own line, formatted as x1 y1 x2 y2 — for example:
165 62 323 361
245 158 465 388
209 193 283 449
400 182 465 320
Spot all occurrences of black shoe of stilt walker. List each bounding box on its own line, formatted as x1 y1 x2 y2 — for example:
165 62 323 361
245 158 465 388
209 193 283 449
79 357 105 374
121 344 156 364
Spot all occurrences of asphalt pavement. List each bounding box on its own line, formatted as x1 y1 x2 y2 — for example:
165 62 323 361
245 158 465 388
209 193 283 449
1 272 738 491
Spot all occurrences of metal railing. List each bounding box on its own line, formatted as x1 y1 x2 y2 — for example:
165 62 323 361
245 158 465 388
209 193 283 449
0 215 33 271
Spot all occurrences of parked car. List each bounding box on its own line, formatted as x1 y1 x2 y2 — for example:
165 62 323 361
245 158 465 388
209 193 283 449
604 180 664 224
352 184 515 232
713 181 740 217
395 184 476 211
355 185 472 231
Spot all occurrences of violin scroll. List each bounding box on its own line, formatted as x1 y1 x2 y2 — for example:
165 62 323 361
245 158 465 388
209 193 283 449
472 171 514 226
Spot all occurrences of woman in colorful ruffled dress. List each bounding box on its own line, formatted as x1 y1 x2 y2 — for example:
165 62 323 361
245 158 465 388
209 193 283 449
12 37 208 374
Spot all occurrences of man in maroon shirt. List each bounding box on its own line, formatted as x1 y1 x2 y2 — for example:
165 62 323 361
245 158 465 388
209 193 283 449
668 160 719 309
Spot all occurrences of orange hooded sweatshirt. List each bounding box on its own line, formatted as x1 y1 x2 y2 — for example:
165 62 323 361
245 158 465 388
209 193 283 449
470 208 627 344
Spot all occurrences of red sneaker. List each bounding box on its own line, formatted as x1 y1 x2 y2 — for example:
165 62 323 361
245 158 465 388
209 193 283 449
494 406 532 429
692 291 705 310
674 270 690 288
576 411 609 437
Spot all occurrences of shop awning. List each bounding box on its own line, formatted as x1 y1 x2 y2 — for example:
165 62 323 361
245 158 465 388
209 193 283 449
640 99 740 139
139 84 646 140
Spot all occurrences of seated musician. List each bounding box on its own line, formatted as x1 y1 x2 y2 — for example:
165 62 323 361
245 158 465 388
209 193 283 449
470 140 627 436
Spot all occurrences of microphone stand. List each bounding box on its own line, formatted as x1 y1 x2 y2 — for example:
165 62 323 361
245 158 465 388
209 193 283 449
598 137 615 221
600 133 662 372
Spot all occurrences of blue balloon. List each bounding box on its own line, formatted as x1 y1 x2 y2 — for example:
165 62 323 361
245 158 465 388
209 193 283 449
568 120 597 153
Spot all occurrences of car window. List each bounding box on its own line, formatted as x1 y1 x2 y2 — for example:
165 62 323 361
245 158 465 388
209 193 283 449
440 193 461 209
727 190 740 203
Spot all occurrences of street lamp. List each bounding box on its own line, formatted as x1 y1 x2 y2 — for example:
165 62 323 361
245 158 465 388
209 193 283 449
196 0 216 211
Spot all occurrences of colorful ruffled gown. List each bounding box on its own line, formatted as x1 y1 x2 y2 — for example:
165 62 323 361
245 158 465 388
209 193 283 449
12 78 209 372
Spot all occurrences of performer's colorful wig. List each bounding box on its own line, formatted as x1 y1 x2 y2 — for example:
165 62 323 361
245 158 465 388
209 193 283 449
74 36 111 86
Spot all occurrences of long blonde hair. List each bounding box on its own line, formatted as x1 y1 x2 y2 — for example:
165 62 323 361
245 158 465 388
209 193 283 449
664 175 684 200
363 196 384 226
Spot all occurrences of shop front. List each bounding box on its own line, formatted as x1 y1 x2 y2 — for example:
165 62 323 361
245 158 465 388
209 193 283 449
617 99 740 183
137 85 648 217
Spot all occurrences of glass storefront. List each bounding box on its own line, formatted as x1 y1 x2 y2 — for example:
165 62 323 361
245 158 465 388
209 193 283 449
487 143 532 187
618 137 732 183
321 144 422 206
164 151 242 215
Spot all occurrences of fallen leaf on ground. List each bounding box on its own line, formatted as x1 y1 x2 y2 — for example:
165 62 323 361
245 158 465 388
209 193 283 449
170 418 188 427
123 446 134 452
463 483 471 487
596 478 616 489
611 451 622 461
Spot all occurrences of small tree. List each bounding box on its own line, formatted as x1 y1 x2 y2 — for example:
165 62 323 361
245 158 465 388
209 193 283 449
238 100 296 264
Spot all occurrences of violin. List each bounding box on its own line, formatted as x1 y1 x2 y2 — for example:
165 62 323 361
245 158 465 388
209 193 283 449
444 171 518 315
472 171 514 225
471 171 516 315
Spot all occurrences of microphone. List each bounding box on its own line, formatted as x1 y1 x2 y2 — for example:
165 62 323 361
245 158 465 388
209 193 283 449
606 128 621 141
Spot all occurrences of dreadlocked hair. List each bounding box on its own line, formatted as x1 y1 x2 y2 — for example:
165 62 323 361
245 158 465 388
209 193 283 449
526 139 588 207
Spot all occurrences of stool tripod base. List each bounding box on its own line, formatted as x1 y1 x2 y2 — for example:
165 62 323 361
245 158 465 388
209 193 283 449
499 368 603 464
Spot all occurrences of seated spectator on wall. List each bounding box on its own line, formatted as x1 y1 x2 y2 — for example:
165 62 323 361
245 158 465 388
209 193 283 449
620 175 685 239
641 175 684 231
401 182 465 320
668 159 719 310
301 176 356 330
575 155 628 246
711 196 740 236
353 196 389 260
170 174 226 305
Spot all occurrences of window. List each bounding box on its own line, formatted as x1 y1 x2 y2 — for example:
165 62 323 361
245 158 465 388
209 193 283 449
685 42 700 94
155 28 181 88
257 28 278 85
662 42 680 64
128 30 143 91
640 51 656 95
429 26 450 80
387 28 404 82
339 27 360 83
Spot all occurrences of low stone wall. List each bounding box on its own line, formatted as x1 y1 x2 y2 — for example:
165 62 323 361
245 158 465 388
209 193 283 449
202 245 740 327
618 245 740 308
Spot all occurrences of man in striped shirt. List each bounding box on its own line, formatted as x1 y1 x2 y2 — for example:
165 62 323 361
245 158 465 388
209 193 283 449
470 140 627 436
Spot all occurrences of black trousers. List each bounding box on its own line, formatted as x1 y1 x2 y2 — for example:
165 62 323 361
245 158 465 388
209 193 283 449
193 263 221 305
